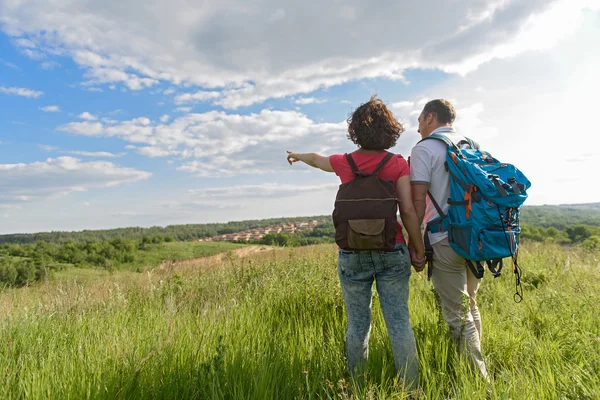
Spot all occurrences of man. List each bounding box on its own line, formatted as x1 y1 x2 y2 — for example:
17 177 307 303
409 99 488 378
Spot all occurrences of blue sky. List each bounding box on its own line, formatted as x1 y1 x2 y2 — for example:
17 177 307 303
0 0 599 234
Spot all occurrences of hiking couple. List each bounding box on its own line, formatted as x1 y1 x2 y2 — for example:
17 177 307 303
286 97 488 389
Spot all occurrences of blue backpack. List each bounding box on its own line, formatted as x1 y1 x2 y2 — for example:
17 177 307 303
422 133 531 300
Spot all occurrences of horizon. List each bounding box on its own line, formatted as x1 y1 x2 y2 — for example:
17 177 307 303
1 0 599 234
1 202 598 236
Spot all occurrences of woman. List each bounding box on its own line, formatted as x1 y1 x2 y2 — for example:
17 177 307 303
286 95 425 389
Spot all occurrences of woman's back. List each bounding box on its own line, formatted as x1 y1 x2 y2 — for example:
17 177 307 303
330 151 410 244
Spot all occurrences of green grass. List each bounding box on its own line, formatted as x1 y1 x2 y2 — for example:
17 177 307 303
0 242 599 399
121 241 245 271
48 241 246 282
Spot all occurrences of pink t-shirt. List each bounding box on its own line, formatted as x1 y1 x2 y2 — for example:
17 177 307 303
329 151 410 244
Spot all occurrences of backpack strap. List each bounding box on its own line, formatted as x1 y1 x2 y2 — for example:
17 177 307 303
371 152 394 176
422 133 476 152
424 133 455 148
466 260 485 279
486 259 503 278
464 259 503 280
346 152 394 177
427 191 446 219
345 153 360 176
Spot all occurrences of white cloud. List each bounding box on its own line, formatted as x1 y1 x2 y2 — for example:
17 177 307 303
133 146 177 158
174 90 221 104
0 86 43 98
295 97 327 105
64 151 124 158
188 183 338 199
160 199 242 211
160 183 338 213
440 0 598 76
113 211 139 217
159 114 170 123
41 61 60 69
174 107 191 113
397 14 600 205
0 58 19 69
14 37 36 48
390 101 414 112
1 0 594 107
58 121 104 135
40 105 60 112
38 144 124 157
78 112 97 121
83 67 159 90
58 109 349 176
38 144 58 152
0 157 151 205
83 201 91 207
451 103 498 141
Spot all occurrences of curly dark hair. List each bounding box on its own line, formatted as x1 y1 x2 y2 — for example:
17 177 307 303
347 95 404 150
421 99 456 124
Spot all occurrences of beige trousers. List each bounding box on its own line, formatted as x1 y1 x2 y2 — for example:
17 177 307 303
431 237 488 378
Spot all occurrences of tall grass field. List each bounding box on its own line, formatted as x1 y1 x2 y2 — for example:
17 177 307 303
1 242 599 399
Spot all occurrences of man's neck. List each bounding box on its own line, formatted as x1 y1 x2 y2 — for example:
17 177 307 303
424 124 453 138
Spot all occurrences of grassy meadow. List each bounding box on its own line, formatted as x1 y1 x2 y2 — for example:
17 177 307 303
122 241 246 271
1 242 599 399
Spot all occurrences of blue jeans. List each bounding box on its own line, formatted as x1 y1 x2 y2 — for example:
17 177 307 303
337 243 418 388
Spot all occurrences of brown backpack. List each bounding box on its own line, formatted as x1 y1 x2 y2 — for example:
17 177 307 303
332 152 399 251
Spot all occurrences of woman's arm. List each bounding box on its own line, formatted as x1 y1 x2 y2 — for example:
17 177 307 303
287 151 334 172
396 175 426 270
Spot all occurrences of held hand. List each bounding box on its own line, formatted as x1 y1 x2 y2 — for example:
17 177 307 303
412 257 426 272
287 151 299 165
409 246 427 272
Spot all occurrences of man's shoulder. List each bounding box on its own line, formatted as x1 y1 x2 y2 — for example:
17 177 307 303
413 137 448 154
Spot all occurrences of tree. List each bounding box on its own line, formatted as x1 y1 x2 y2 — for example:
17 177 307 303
0 263 17 286
260 233 297 247
582 236 600 251
545 227 559 238
566 225 592 243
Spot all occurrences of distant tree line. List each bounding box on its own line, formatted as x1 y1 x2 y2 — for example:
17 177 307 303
2 204 599 246
0 216 331 245
520 224 600 250
519 203 600 229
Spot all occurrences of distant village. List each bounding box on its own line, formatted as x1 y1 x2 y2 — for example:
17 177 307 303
199 220 321 242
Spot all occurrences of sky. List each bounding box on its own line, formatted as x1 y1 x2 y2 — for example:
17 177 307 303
0 0 599 234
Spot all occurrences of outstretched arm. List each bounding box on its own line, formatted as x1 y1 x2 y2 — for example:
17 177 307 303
287 151 334 172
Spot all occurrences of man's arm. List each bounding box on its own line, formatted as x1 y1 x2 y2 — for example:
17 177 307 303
407 145 432 271
411 183 428 226
408 144 433 226
286 152 334 172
